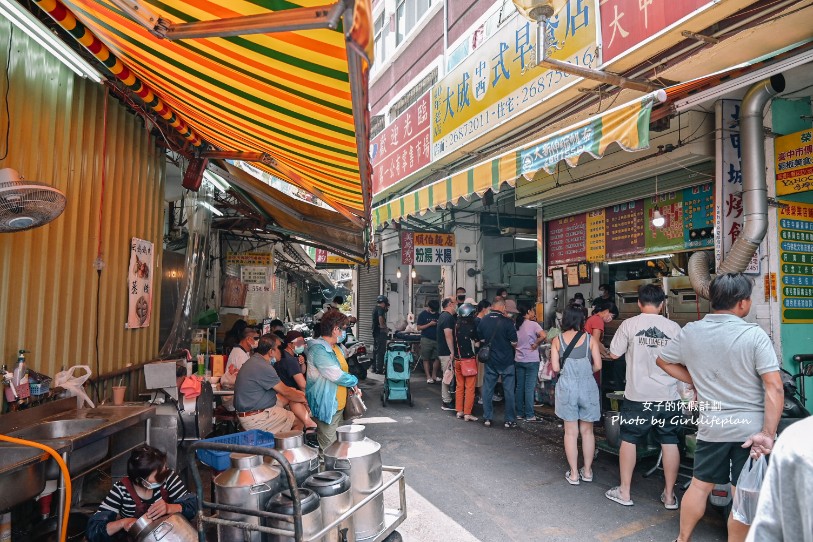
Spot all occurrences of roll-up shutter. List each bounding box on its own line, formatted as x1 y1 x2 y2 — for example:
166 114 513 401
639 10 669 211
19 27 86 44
540 162 714 220
356 262 381 346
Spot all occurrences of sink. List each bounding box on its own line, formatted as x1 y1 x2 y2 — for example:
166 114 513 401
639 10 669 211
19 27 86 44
0 445 48 510
9 419 107 440
10 419 110 478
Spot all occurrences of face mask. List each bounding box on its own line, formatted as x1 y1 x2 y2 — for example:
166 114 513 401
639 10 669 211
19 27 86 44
457 295 466 302
294 345 305 355
139 479 162 490
338 330 347 343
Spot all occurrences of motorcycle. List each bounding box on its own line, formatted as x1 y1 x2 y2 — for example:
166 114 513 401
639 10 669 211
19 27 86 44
343 326 371 381
708 355 812 516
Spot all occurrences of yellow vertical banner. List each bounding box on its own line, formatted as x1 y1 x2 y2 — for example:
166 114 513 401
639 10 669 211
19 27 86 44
586 209 606 261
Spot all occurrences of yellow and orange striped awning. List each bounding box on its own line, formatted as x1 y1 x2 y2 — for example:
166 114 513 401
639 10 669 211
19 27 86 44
39 0 372 222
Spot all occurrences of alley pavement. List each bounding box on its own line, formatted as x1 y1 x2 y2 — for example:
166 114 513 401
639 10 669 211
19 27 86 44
356 371 728 542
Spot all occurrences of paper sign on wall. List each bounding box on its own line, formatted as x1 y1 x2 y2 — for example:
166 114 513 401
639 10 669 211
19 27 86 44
127 238 154 329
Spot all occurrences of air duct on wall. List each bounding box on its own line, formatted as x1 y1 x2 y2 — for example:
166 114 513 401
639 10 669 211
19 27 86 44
688 75 786 299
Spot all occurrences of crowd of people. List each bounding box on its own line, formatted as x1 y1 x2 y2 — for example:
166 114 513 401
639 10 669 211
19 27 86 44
391 274 788 542
218 301 362 452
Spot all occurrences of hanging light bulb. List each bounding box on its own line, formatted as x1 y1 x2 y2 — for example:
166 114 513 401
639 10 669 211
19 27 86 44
593 263 600 273
652 208 666 228
396 268 402 279
411 267 417 279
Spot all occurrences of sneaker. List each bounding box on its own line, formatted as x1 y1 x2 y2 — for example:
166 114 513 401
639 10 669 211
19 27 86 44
493 394 504 403
504 421 517 428
516 416 525 421
477 397 483 405
483 419 492 427
441 402 456 411
427 379 434 384
525 416 542 422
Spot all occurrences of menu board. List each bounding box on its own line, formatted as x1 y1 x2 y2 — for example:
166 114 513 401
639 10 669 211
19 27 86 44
778 201 813 323
547 214 586 266
546 183 714 266
605 200 645 257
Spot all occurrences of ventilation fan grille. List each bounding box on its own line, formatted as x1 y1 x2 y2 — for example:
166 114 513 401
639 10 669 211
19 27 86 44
0 182 68 233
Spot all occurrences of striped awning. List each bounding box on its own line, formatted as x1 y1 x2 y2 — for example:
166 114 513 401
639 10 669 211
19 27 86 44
373 92 663 227
40 0 372 222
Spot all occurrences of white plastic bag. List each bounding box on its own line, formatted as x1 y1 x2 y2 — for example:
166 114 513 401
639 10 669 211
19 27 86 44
732 455 767 525
54 365 95 408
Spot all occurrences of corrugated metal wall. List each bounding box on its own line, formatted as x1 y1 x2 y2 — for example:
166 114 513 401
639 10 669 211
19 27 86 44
0 20 165 377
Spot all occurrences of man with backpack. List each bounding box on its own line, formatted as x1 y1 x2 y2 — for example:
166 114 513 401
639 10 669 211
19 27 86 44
477 298 518 428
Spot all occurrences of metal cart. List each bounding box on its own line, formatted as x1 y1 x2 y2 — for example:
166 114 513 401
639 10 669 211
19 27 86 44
188 441 407 541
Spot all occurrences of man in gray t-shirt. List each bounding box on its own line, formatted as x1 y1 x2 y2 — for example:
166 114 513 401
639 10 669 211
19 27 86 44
656 273 783 542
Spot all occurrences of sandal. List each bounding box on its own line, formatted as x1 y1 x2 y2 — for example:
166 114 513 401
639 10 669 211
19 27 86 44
464 415 478 422
504 421 517 428
605 486 633 506
661 492 679 510
578 467 593 482
565 471 580 485
456 412 464 419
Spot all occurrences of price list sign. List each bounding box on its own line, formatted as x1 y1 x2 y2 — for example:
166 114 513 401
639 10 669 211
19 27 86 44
547 213 586 266
605 200 644 257
778 201 813 323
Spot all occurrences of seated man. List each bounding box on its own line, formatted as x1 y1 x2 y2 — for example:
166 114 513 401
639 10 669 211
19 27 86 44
278 330 307 391
234 333 311 435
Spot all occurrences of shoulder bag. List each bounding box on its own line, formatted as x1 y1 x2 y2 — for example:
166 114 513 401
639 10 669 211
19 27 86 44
558 331 585 373
476 316 501 364
455 322 478 377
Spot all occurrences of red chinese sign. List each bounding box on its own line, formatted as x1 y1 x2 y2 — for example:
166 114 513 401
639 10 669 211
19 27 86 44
605 200 645 257
599 0 710 63
547 214 587 266
370 91 432 196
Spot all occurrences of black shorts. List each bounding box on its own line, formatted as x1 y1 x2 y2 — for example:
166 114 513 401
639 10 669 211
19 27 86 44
619 399 682 445
693 440 750 485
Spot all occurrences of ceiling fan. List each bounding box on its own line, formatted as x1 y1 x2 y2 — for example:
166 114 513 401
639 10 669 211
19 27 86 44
0 168 67 232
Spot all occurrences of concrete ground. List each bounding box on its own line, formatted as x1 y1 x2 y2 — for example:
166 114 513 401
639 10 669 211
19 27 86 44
358 371 728 542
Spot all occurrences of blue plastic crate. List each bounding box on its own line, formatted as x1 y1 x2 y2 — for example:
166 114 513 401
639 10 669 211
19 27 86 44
195 429 275 471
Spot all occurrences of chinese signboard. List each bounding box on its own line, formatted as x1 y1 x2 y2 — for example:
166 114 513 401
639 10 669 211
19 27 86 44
401 231 456 265
241 266 269 285
775 128 813 196
546 184 714 268
547 214 587 265
314 249 359 266
431 2 598 160
370 91 432 196
127 238 154 329
718 100 759 274
226 251 273 266
778 201 813 323
599 0 710 63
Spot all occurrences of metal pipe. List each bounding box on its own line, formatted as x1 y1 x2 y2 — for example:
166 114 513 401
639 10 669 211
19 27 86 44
537 17 657 93
688 74 785 298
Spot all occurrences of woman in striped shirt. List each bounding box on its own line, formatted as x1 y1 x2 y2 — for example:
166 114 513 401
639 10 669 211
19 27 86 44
87 445 197 541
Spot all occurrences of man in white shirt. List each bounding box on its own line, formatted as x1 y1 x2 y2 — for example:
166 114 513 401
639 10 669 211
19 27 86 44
605 284 683 509
657 273 783 542
221 327 257 389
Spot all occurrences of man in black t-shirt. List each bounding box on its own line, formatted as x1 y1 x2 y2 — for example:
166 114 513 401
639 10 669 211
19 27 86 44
416 299 441 383
372 295 389 374
437 297 458 410
477 299 519 428
277 331 307 390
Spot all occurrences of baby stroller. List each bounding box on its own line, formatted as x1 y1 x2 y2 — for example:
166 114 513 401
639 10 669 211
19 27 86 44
381 341 414 407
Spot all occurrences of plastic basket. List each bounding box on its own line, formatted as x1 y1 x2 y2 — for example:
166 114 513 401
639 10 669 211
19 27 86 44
29 371 52 396
195 429 275 471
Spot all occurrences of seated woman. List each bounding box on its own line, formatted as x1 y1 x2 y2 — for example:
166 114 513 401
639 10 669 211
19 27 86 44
87 445 197 541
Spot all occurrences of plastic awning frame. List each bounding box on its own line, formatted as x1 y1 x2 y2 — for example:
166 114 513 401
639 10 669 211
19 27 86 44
373 90 665 228
33 0 374 231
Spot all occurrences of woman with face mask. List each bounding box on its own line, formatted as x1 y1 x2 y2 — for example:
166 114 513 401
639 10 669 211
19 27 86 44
277 330 308 392
86 445 197 541
306 309 361 449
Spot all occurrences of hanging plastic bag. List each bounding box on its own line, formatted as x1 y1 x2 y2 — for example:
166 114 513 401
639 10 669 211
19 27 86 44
54 365 95 408
731 455 767 525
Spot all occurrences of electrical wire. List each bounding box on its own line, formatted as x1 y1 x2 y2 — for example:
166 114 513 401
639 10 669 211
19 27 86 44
0 26 12 161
